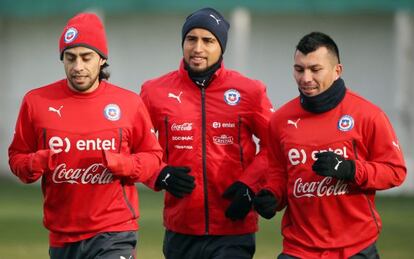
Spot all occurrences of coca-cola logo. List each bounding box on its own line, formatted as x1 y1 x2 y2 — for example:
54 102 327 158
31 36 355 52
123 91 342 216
293 177 349 198
52 163 113 184
288 147 349 166
171 123 192 131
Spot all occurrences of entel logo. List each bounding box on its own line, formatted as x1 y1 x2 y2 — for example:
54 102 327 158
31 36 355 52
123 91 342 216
212 122 236 129
288 146 349 165
49 136 116 153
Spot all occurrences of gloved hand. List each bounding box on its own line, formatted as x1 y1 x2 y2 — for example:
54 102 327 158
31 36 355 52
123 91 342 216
312 151 355 180
103 151 134 177
155 166 195 198
253 189 278 219
222 181 254 221
28 149 58 182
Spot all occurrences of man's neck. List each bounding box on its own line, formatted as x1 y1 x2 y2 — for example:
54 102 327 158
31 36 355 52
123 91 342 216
185 57 222 88
67 80 100 94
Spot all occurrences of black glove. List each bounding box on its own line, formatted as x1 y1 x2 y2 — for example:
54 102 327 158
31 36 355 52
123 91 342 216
253 189 277 219
312 151 355 181
222 181 254 221
155 166 195 198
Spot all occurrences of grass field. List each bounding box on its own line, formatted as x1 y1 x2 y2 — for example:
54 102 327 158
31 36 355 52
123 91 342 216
0 176 413 259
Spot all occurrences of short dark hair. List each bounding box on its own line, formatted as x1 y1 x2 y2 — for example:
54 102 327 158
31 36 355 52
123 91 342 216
99 63 110 81
296 32 340 63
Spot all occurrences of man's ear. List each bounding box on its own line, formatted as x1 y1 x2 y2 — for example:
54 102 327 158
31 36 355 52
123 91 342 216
334 63 343 80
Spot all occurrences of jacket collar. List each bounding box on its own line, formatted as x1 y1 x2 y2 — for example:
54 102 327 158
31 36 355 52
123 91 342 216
178 59 226 88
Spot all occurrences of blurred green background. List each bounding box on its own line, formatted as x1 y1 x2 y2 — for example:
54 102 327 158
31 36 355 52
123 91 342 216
0 177 413 259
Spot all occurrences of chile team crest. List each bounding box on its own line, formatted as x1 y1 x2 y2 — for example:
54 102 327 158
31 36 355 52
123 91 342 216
224 89 241 106
104 104 121 121
338 115 354 131
64 27 78 43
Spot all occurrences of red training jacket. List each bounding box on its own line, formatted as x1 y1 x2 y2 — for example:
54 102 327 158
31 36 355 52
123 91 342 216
265 89 406 258
140 61 273 235
9 79 162 246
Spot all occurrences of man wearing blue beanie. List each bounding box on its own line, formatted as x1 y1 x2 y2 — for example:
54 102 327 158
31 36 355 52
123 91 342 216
140 7 274 259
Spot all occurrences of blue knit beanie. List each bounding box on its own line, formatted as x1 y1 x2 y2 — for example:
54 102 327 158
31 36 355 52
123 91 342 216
182 7 230 53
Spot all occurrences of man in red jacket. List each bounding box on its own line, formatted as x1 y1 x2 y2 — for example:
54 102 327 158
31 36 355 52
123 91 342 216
253 32 407 259
140 7 273 259
8 13 163 259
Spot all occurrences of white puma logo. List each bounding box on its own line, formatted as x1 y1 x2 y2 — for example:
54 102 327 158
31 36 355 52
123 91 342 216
392 141 400 150
334 157 343 171
162 173 170 186
48 106 63 117
243 189 252 202
287 118 300 128
120 256 133 259
168 91 183 103
209 14 221 25
195 80 206 87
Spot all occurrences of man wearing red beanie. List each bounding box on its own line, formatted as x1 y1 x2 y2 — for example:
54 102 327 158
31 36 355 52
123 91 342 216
140 7 273 259
8 12 163 259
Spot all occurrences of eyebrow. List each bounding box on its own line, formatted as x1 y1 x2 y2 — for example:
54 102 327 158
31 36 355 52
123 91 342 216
64 51 94 57
186 34 216 40
294 64 322 69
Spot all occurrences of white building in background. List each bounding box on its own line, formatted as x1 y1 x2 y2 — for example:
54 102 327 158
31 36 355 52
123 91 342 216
0 5 413 193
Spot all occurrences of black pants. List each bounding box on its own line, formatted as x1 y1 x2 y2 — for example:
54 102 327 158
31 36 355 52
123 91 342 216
277 242 379 259
163 230 255 259
49 231 137 259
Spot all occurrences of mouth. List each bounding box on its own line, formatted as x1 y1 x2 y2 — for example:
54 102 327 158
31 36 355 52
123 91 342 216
300 85 318 96
72 75 88 83
190 56 206 64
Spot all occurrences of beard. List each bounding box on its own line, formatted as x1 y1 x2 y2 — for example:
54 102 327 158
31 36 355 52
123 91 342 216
67 72 100 93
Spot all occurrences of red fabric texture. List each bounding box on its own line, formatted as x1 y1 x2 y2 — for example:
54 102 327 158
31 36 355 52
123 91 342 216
59 13 108 59
140 61 273 235
9 80 162 246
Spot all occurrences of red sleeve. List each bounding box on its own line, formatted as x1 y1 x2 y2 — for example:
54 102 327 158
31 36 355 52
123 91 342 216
126 97 163 184
138 83 165 190
238 82 273 193
139 82 157 128
263 113 288 211
354 111 406 190
103 95 163 184
8 95 39 183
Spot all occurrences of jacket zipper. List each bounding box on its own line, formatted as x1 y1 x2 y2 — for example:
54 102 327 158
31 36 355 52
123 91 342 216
42 128 47 149
164 116 169 162
41 128 47 196
201 87 209 234
117 128 123 153
352 139 380 233
238 115 245 170
364 195 380 233
352 139 358 160
122 185 137 218
118 128 136 218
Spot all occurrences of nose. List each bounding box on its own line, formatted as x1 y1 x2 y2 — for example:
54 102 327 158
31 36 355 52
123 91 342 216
193 39 203 53
302 69 312 83
73 58 84 72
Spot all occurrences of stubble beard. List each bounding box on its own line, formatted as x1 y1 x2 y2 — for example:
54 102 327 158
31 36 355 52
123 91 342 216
68 73 100 93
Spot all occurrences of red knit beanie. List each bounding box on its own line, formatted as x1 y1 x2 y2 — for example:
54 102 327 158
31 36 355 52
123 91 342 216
59 13 108 60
